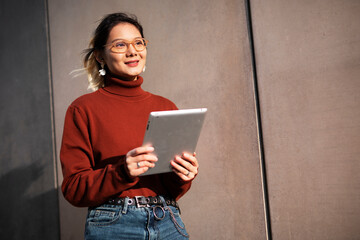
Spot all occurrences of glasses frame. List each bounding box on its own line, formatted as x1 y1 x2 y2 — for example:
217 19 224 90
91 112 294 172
104 38 149 53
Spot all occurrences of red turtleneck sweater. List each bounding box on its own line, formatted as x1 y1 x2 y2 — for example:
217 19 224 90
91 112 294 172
60 75 192 207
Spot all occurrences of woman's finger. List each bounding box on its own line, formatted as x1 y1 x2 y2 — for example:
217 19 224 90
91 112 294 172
133 153 158 163
126 146 157 177
136 160 156 169
176 155 198 172
181 152 199 168
171 156 198 176
127 146 154 157
171 161 194 180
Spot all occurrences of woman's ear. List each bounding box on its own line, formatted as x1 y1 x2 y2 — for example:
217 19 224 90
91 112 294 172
94 50 104 64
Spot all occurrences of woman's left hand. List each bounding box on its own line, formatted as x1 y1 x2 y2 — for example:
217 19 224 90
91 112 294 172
170 152 199 181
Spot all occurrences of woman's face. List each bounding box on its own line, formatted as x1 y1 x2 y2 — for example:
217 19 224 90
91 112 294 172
100 23 147 81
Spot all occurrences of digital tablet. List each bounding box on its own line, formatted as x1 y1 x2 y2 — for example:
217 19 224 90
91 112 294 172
140 108 207 176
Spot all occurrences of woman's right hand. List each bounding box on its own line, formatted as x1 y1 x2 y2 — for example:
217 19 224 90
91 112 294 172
125 146 158 177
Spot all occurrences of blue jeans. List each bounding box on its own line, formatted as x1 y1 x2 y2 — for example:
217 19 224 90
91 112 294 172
84 197 189 240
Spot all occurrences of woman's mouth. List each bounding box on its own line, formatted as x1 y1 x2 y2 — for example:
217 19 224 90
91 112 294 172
125 60 139 67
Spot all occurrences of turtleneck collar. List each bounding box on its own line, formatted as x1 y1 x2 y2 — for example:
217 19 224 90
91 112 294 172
102 74 146 97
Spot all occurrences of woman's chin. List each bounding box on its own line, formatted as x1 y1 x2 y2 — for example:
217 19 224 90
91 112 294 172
110 71 142 81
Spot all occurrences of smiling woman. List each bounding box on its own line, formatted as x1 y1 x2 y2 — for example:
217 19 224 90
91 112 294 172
82 13 148 90
95 23 147 81
60 12 198 239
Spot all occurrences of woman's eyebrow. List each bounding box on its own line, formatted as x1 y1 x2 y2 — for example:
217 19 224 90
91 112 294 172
110 37 142 43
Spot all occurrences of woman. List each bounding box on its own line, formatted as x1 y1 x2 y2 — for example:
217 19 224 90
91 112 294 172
60 12 199 239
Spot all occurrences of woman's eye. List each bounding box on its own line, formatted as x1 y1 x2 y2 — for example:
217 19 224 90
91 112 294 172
134 40 144 46
115 42 126 48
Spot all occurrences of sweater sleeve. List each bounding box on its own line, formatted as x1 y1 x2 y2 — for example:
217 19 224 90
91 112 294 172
60 105 139 207
161 173 193 201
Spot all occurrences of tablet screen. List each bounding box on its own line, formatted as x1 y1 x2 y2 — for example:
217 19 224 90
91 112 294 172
140 108 207 176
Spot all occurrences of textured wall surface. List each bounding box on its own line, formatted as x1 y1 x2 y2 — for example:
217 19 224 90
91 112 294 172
0 0 59 239
2 0 359 239
48 0 266 239
251 0 360 239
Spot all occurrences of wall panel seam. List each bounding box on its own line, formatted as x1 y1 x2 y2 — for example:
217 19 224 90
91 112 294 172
44 0 58 190
44 0 61 238
244 0 272 239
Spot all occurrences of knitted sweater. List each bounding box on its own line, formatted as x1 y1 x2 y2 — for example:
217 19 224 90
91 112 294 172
60 75 192 207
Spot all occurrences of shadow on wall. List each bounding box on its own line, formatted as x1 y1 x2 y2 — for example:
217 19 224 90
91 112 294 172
0 163 59 240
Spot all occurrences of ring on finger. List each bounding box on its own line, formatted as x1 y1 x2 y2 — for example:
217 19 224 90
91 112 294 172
137 162 141 168
185 171 190 176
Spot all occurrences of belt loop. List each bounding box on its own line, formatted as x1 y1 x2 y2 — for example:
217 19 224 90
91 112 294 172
122 197 129 214
159 196 168 208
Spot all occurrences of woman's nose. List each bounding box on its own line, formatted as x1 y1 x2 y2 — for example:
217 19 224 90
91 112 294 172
126 43 137 56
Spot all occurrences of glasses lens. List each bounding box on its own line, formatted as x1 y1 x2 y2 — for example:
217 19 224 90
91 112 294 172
133 39 146 51
112 40 127 52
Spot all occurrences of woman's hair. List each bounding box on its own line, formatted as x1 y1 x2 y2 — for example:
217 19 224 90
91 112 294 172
83 13 144 90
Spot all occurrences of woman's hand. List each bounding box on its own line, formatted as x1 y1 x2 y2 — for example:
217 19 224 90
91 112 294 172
170 152 199 181
126 146 158 177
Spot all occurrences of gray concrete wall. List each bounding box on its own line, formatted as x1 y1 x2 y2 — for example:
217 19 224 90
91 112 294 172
48 0 266 239
251 0 360 239
2 0 359 239
0 0 59 239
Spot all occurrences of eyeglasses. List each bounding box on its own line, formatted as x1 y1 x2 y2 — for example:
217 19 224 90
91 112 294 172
104 38 149 53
